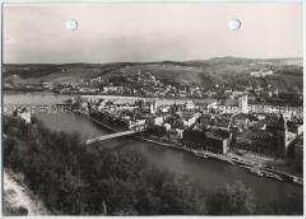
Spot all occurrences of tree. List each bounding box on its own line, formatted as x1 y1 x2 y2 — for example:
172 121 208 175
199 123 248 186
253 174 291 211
206 181 256 215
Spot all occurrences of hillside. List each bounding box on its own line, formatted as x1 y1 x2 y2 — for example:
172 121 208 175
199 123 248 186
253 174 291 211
4 170 48 216
3 57 303 92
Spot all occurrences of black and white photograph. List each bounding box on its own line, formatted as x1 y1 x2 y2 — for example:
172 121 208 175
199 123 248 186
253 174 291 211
1 1 304 216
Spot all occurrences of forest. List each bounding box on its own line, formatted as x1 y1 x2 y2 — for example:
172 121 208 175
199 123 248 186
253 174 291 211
3 115 303 215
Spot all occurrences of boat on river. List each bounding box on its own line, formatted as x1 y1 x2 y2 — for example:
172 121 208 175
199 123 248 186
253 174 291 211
193 150 209 159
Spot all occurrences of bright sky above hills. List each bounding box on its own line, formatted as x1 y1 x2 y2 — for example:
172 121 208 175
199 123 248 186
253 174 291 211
3 2 303 64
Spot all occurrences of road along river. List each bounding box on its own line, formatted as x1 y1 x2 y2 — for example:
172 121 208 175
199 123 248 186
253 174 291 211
4 92 303 208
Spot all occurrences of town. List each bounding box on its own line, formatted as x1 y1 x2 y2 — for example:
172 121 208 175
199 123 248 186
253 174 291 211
9 65 303 183
3 1 304 216
67 85 303 182
3 64 303 107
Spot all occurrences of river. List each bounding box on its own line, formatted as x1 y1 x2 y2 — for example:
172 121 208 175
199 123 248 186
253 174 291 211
3 92 303 206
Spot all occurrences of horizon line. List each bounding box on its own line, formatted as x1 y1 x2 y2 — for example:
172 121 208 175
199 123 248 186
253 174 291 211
3 56 303 65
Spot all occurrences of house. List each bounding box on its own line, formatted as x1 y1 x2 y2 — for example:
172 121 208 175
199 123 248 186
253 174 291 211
146 115 164 127
42 82 54 90
205 132 230 154
135 119 146 130
235 130 273 155
168 128 184 140
196 98 218 109
163 123 171 132
185 101 195 110
293 136 303 162
182 129 230 154
153 116 164 126
14 107 31 124
182 113 201 128
19 111 31 124
288 122 303 136
250 70 273 77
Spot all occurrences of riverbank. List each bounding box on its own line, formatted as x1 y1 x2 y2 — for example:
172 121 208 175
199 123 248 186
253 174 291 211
136 136 303 185
75 110 303 186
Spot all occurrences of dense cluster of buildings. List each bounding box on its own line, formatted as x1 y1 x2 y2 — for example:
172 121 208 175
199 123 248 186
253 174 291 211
4 68 302 107
78 93 303 160
6 64 303 162
250 69 274 78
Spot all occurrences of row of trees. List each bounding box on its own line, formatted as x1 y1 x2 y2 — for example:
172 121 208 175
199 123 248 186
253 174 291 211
3 115 303 215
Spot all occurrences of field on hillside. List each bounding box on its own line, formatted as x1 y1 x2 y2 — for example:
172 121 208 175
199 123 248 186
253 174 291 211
3 57 303 92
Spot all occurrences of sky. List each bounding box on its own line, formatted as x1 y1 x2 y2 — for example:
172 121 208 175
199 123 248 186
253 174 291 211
3 2 303 64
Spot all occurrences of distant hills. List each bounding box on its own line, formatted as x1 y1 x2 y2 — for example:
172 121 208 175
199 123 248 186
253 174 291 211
3 57 303 92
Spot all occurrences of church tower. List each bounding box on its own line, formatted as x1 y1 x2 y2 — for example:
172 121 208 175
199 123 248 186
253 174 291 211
267 113 288 158
275 114 288 157
150 100 157 114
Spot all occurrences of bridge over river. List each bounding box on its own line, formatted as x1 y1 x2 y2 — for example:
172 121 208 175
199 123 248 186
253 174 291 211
85 130 144 145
